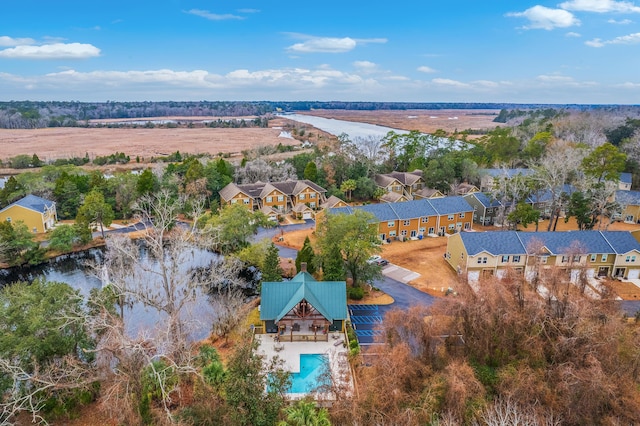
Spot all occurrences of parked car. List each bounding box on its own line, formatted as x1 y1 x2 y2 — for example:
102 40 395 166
367 255 382 264
375 258 389 266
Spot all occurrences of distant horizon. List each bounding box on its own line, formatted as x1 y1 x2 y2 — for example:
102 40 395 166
3 1 640 103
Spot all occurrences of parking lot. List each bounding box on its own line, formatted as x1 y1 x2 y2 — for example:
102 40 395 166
348 304 383 345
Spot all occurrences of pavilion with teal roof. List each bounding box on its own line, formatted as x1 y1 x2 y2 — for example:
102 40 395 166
260 268 348 342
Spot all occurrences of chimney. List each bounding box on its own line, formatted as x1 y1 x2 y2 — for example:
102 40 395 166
300 262 307 272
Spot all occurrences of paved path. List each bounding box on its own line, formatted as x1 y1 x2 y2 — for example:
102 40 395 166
381 264 421 284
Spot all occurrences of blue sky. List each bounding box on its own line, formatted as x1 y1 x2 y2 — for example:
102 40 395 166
1 0 640 104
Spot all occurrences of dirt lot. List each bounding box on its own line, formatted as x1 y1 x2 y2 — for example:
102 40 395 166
0 126 301 163
299 109 501 137
276 217 640 301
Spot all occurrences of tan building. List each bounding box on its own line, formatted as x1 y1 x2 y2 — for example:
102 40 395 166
328 196 473 242
446 230 640 283
219 179 327 217
374 170 424 199
0 194 57 233
616 190 640 224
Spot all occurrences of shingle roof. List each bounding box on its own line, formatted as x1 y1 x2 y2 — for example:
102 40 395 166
414 188 443 198
600 231 640 254
616 190 640 206
320 195 346 209
374 174 400 187
518 231 614 255
380 192 407 203
467 192 501 208
4 194 55 214
260 272 347 322
328 197 472 222
427 196 474 215
458 230 640 257
459 231 528 256
481 168 534 178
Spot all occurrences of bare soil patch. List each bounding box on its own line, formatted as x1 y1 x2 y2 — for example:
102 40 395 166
299 109 500 137
0 126 300 163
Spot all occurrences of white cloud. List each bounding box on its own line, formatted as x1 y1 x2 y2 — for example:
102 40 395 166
0 36 35 47
184 9 244 21
353 61 377 72
586 32 640 46
559 0 640 13
417 65 436 73
536 74 575 83
608 18 633 24
285 34 386 53
566 31 582 37
237 8 260 13
431 78 470 88
288 37 357 53
507 6 580 30
0 43 100 59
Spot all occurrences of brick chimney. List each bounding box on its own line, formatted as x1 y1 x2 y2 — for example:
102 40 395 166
300 262 307 272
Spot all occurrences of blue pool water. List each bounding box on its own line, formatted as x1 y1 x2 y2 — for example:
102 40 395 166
289 354 329 393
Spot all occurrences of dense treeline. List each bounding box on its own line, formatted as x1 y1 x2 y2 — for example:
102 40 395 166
3 100 640 129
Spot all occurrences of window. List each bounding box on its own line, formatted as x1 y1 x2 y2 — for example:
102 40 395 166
266 196 273 203
541 256 548 264
513 255 521 263
401 230 407 236
464 223 470 230
448 224 455 230
422 217 429 223
309 193 316 199
389 231 396 237
601 254 608 262
243 199 250 205
5 217 10 222
573 255 580 262
461 253 464 259
590 254 596 262
448 214 454 221
231 199 237 204
501 255 509 263
388 221 395 228
310 202 316 208
633 256 637 262
403 220 410 226
299 194 305 200
459 212 465 218
561 256 569 263
625 255 635 263
477 257 487 264
278 195 284 202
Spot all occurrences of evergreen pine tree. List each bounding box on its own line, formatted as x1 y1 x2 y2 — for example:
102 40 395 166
262 242 283 282
295 236 316 274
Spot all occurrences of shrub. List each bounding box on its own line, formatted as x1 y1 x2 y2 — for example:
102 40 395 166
347 286 365 300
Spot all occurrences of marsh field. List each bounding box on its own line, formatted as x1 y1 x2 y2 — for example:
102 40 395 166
0 109 499 165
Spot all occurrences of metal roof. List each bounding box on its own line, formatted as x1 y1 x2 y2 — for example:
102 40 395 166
260 272 347 322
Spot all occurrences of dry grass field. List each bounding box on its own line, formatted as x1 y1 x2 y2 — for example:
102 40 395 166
0 126 300 163
299 109 501 136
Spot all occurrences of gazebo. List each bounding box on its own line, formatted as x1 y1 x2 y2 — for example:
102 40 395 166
260 266 347 342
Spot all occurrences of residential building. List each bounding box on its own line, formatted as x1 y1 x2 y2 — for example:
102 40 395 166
413 188 445 199
0 194 57 233
619 172 633 191
446 230 640 283
615 190 640 223
260 268 347 341
451 182 479 196
328 196 473 241
479 168 534 192
463 192 501 225
219 179 327 216
374 170 424 200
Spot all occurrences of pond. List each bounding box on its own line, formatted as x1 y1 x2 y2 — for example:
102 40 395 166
0 246 259 341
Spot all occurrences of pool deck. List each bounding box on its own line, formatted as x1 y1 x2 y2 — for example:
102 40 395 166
254 332 353 400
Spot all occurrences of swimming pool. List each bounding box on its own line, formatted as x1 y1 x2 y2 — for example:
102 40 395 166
288 354 329 394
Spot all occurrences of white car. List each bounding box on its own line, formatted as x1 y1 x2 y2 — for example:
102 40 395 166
367 255 382 264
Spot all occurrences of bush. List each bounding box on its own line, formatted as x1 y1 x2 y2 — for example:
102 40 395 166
347 286 365 300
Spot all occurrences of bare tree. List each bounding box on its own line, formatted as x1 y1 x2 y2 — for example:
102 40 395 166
235 158 296 183
93 190 250 423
